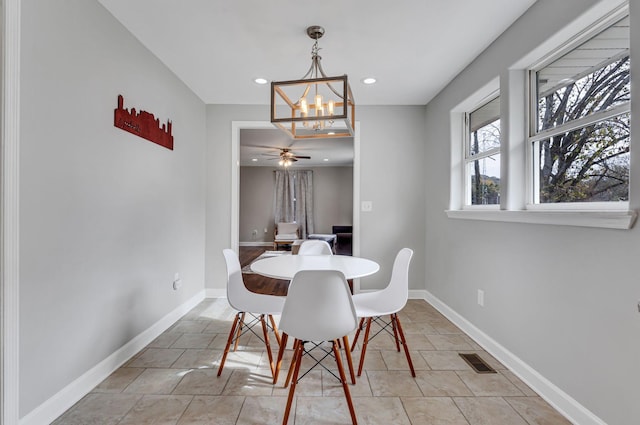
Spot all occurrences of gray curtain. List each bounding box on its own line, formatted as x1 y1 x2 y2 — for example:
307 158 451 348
274 170 295 224
274 170 315 238
294 170 314 238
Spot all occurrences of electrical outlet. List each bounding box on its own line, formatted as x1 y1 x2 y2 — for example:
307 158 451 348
477 289 485 307
361 201 373 212
173 273 182 290
252 229 258 236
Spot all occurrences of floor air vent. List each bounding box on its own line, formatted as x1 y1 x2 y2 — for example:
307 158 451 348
459 353 496 373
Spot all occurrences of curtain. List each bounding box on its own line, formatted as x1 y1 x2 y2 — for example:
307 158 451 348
274 170 295 224
295 170 314 238
273 170 314 238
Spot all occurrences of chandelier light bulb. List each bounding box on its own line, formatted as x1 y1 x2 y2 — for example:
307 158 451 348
315 94 323 110
300 98 308 115
328 99 335 116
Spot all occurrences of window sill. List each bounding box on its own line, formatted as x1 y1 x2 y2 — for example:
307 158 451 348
445 209 637 229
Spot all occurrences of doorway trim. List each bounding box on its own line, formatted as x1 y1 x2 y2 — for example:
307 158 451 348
2 0 21 424
230 121 361 291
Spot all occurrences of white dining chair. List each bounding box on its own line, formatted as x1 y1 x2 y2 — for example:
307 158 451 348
350 248 415 377
297 239 333 255
218 249 285 379
276 270 358 425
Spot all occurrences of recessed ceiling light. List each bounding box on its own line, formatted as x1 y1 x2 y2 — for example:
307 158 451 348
362 77 377 85
254 78 268 85
323 158 329 162
328 132 335 135
251 158 258 162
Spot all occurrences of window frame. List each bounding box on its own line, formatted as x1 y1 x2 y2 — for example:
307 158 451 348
446 2 636 229
463 93 501 208
525 9 630 211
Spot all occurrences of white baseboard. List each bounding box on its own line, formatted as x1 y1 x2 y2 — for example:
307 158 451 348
206 288 227 298
19 290 206 425
423 290 606 425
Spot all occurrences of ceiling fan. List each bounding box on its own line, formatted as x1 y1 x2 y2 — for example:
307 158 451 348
263 148 311 167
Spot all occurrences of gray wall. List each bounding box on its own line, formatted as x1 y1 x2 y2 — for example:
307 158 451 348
239 166 354 243
205 105 427 291
423 0 639 424
19 0 206 416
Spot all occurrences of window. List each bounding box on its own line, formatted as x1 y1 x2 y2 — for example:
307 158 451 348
530 14 630 207
465 96 500 206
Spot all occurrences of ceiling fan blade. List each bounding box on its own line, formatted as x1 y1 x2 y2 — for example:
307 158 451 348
294 155 311 159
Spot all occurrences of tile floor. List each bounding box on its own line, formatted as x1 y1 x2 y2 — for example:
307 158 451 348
53 299 571 424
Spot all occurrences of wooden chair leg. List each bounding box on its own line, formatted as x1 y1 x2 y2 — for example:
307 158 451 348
233 312 246 352
390 315 401 352
282 341 304 425
333 340 358 425
260 314 276 379
392 313 415 377
269 314 282 346
351 318 365 352
274 333 289 384
342 335 356 384
217 312 240 377
284 339 300 388
356 318 373 377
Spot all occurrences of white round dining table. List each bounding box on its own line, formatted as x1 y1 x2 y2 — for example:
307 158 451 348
250 254 379 280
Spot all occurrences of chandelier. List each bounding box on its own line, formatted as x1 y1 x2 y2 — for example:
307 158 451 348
271 26 355 139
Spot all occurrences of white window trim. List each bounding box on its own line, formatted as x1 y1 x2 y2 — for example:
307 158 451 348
461 90 501 210
447 2 635 230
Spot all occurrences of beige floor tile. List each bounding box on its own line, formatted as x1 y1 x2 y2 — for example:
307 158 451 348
380 349 430 371
203 320 236 334
456 370 525 396
414 370 474 397
427 334 475 350
323 370 373 397
401 396 470 425
454 396 528 425
93 367 145 393
500 370 538 396
172 368 230 395
170 333 215 349
148 332 182 348
52 299 569 425
272 369 323 397
172 348 221 369
118 394 192 424
52 393 141 425
420 350 474 371
223 368 275 396
505 396 573 424
127 348 185 368
169 320 209 334
218 350 265 370
400 321 438 334
124 368 187 394
177 395 244 425
352 396 412 425
294 396 354 425
236 395 288 425
431 320 465 334
366 370 423 396
353 349 387 371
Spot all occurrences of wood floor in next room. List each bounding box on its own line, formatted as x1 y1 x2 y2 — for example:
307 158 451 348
52 246 571 424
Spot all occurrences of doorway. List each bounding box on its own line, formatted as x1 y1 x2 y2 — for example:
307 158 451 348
230 121 361 284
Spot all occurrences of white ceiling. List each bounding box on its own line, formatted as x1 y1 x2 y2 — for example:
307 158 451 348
98 0 537 165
